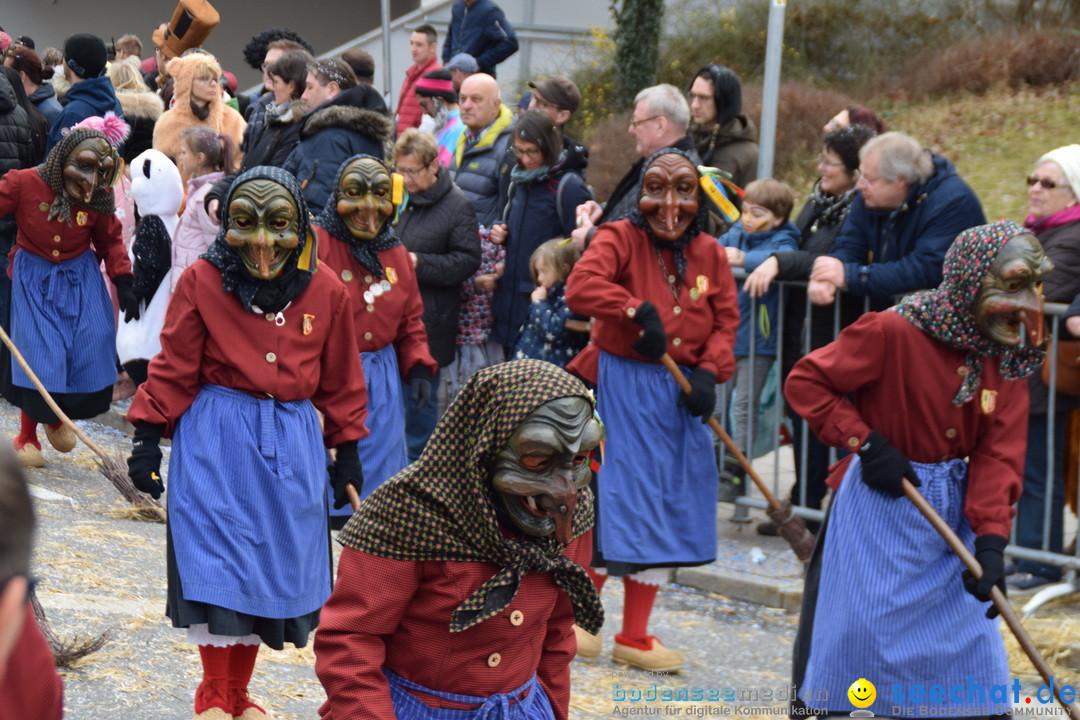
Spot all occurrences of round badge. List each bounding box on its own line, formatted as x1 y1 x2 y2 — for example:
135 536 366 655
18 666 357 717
370 284 384 298
380 279 392 293
364 291 375 304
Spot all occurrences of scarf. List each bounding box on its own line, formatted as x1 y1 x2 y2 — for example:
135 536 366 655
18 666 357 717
131 215 172 303
37 127 117 225
1024 203 1080 235
893 219 1044 406
202 166 317 314
807 179 858 233
339 359 604 635
625 148 706 283
313 154 402 279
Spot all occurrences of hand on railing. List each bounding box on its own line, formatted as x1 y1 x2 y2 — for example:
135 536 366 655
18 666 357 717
807 278 838 305
744 256 779 298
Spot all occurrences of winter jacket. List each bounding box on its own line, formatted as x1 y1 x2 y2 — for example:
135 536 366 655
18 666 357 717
153 54 246 182
830 153 985 301
451 103 513 227
718 222 799 357
116 88 163 164
491 164 590 349
241 92 275 156
1028 216 1080 415
0 73 32 175
283 96 392 213
28 84 62 128
442 0 519 77
241 99 306 170
691 115 759 191
171 170 225 293
396 56 440 137
511 281 589 368
45 76 124 153
394 168 481 366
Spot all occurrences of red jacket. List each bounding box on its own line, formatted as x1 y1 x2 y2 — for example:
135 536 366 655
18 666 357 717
315 533 589 720
565 219 739 383
0 604 63 720
315 227 437 378
396 57 440 137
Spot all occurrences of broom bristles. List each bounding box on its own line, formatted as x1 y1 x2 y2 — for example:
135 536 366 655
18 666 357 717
765 500 816 563
95 452 166 523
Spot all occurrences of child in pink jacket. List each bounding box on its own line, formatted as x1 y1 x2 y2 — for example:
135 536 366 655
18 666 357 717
171 126 234 291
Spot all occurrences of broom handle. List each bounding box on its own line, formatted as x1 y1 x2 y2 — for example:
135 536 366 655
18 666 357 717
659 353 783 509
0 324 111 461
902 479 1080 720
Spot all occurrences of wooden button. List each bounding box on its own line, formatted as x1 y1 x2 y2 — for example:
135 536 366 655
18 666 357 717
53 235 61 243
673 306 682 315
265 313 276 321
51 249 60 257
509 610 523 626
363 332 373 341
341 270 353 282
39 202 49 211
486 652 501 667
265 352 277 363
364 275 374 284
671 337 681 346
847 436 861 448
957 366 968 376
366 304 375 312
625 306 637 319
945 427 957 439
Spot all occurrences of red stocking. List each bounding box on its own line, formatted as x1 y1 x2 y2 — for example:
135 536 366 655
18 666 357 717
16 412 39 450
228 643 264 716
616 576 660 651
194 645 231 714
586 567 607 593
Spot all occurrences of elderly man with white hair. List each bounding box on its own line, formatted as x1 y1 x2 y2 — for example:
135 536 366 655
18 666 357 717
808 131 985 307
572 83 697 248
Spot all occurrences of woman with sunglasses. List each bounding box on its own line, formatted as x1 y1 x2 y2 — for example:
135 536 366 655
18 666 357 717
1009 143 1080 591
489 109 591 354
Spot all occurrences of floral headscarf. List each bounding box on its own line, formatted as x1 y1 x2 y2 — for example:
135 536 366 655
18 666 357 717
37 127 119 224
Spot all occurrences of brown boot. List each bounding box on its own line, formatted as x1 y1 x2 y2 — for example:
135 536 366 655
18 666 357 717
14 439 44 469
44 422 76 453
612 634 684 672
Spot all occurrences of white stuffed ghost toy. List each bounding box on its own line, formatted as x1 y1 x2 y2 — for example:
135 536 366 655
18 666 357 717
116 149 184 384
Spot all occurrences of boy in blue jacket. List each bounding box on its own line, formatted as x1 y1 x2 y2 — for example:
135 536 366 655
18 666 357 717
717 179 799 498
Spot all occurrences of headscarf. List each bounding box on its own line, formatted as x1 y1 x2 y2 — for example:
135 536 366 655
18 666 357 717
313 154 401 279
626 147 706 283
36 127 118 224
202 166 317 314
893 219 1044 406
338 359 604 635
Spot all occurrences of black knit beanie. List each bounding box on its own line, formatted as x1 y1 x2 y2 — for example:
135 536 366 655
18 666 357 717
63 33 107 79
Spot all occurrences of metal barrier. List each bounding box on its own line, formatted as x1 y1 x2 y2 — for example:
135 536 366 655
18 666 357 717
720 272 1079 608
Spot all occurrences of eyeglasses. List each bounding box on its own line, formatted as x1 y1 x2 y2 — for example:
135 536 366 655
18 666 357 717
395 165 428 179
1027 175 1066 190
854 169 885 185
818 152 846 169
511 145 543 159
629 115 661 129
194 75 218 84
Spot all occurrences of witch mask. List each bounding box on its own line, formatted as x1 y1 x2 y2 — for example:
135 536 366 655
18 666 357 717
336 157 394 241
224 178 301 280
63 137 118 206
491 396 603 544
974 233 1052 347
639 153 699 242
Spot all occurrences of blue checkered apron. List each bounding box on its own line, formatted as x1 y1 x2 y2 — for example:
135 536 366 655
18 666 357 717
384 668 555 720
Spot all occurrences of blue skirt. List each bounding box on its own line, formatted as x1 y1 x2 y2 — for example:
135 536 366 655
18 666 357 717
595 351 718 566
169 385 331 619
385 668 555 720
328 343 408 517
10 249 115 394
801 457 1010 716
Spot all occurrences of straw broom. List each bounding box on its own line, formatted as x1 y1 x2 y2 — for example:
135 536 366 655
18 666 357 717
0 325 165 523
660 353 815 562
902 478 1080 720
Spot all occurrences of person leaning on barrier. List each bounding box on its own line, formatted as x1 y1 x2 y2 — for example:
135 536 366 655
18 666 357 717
808 131 985 308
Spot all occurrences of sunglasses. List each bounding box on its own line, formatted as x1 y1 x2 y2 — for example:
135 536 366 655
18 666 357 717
1027 176 1066 190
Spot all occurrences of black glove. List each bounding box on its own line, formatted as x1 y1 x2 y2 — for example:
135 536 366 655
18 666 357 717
630 301 666 361
857 430 921 498
962 533 1008 619
114 274 141 322
329 441 362 510
128 422 164 499
677 367 717 419
407 364 432 413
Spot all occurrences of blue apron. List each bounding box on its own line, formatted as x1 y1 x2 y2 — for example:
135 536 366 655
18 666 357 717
801 456 1010 716
385 668 555 720
10 249 115 394
328 343 408 517
170 384 331 619
595 351 718 565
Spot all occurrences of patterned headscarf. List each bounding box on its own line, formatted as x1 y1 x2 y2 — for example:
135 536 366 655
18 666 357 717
626 148 706 283
893 219 1045 406
203 166 317 314
37 127 118 224
313 154 401 279
339 359 604 635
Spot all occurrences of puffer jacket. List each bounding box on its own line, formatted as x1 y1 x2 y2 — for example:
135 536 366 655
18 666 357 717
450 103 513 227
283 95 391 212
0 72 32 174
691 114 759 190
45 76 123 153
116 88 163 164
394 168 480 366
171 171 225 292
241 99 306 170
441 0 519 77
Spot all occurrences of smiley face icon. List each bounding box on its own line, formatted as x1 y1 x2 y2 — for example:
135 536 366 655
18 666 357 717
848 678 876 709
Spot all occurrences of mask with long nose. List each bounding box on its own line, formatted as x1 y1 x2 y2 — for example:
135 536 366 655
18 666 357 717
491 396 604 544
62 137 117 206
639 153 699 242
973 233 1052 347
224 178 301 280
335 157 394 241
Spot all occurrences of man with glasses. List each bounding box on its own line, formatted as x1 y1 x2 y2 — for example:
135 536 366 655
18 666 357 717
808 131 985 308
570 83 697 249
688 64 758 191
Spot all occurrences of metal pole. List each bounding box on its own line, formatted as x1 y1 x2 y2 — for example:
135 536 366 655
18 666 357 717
381 0 393 110
756 0 787 179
